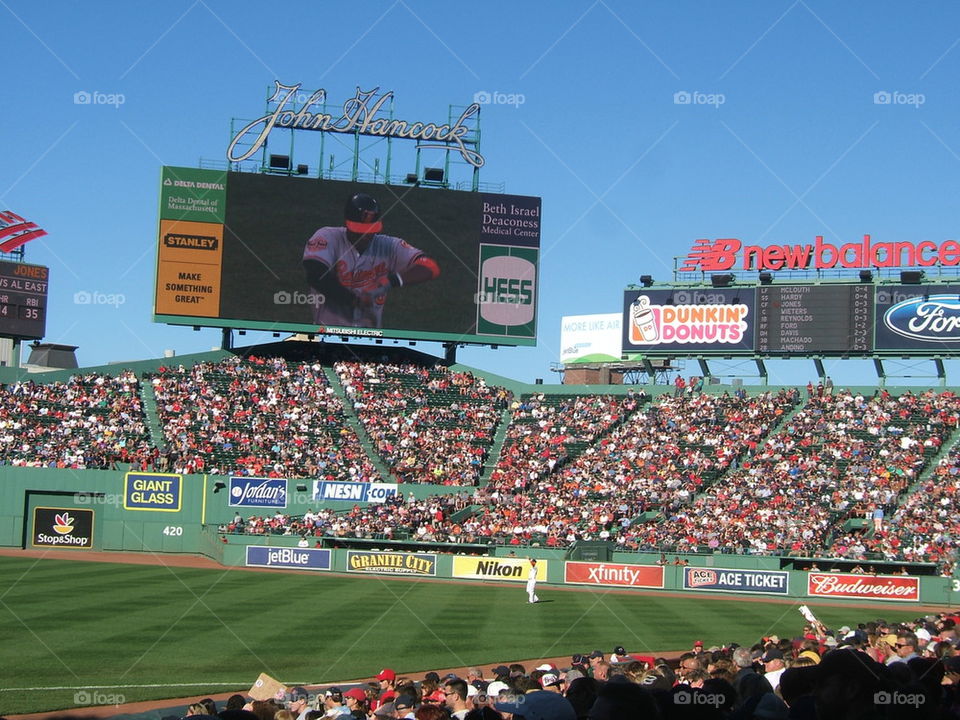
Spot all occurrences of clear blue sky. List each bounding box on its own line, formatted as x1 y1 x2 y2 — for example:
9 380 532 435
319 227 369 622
5 1 960 386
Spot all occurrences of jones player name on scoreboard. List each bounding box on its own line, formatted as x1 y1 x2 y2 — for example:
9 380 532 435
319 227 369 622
0 260 49 340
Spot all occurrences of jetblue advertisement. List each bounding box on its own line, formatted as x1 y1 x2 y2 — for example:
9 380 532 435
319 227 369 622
246 546 331 571
875 285 960 351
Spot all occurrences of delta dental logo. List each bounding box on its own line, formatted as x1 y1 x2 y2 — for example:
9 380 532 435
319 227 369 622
680 235 960 272
629 294 748 345
53 512 74 534
884 295 960 342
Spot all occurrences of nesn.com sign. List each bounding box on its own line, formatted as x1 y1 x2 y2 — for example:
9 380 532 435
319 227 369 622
313 481 399 503
229 477 287 508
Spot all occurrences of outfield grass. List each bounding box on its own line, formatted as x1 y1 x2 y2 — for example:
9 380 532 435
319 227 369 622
0 557 925 715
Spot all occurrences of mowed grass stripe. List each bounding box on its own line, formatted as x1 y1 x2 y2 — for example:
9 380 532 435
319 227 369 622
0 557 922 715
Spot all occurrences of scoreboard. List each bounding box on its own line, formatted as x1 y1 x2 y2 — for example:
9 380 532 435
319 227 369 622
0 260 48 340
756 285 872 354
623 283 960 357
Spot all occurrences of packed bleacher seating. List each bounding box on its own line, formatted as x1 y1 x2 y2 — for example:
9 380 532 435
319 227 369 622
0 371 155 469
336 361 511 485
4 346 959 572
150 356 379 481
645 389 960 558
829 444 960 575
478 389 800 547
489 390 643 491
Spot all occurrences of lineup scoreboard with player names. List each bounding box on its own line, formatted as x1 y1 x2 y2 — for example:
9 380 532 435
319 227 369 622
622 283 960 356
0 260 48 340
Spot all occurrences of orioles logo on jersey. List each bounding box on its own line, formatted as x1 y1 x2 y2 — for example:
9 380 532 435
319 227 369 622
307 235 328 250
334 260 389 289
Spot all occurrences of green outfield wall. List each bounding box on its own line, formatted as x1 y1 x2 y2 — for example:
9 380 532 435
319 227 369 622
3 466 957 607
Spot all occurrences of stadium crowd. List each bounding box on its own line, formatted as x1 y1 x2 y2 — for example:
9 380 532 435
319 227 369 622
0 371 155 469
336 362 510 485
3 353 959 570
172 612 960 718
150 357 379 481
624 389 960 558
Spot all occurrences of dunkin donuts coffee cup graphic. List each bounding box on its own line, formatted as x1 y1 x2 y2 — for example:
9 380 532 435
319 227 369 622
630 295 659 343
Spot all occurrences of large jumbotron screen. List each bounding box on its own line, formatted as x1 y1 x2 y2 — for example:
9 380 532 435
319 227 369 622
154 167 541 345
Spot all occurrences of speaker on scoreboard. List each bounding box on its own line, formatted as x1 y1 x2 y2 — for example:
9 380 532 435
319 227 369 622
859 270 873 282
711 273 734 288
900 270 924 284
758 271 773 285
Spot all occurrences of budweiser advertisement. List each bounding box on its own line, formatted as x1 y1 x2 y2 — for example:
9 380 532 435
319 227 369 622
807 573 920 602
564 561 664 589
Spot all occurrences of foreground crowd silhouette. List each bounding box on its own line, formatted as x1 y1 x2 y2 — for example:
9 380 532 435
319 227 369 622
141 612 960 719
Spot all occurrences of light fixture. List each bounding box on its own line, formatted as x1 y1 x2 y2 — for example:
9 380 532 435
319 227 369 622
859 270 873 282
640 275 654 287
900 270 923 284
711 273 734 288
269 154 290 170
758 272 773 285
424 167 444 183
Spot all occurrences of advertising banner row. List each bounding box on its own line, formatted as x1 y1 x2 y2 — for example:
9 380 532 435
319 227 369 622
622 285 960 356
240 549 923 603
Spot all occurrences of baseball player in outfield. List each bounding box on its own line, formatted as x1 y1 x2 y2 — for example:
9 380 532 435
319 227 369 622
303 193 440 328
527 558 540 603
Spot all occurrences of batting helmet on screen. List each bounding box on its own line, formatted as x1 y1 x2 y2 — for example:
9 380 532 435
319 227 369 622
344 193 383 234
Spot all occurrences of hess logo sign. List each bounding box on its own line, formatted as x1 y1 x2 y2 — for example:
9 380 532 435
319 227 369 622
477 255 535 326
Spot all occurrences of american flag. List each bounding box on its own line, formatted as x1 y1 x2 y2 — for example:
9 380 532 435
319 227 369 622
0 210 47 253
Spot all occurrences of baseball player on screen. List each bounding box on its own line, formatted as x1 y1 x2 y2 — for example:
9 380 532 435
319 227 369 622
303 193 440 328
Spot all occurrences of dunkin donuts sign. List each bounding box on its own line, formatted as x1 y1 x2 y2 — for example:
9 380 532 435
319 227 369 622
807 573 919 602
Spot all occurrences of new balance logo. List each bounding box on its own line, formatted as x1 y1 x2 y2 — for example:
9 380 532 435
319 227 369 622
679 238 741 272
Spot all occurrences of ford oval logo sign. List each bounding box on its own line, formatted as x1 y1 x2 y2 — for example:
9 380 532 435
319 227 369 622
883 294 960 341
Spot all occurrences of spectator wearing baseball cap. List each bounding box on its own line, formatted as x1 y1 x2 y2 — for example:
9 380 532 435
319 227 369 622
761 647 787 690
539 672 562 693
692 640 704 654
321 688 350 718
588 650 604 678
285 687 311 720
342 689 367 719
609 646 628 664
376 669 398 706
393 694 415 719
491 665 510 681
